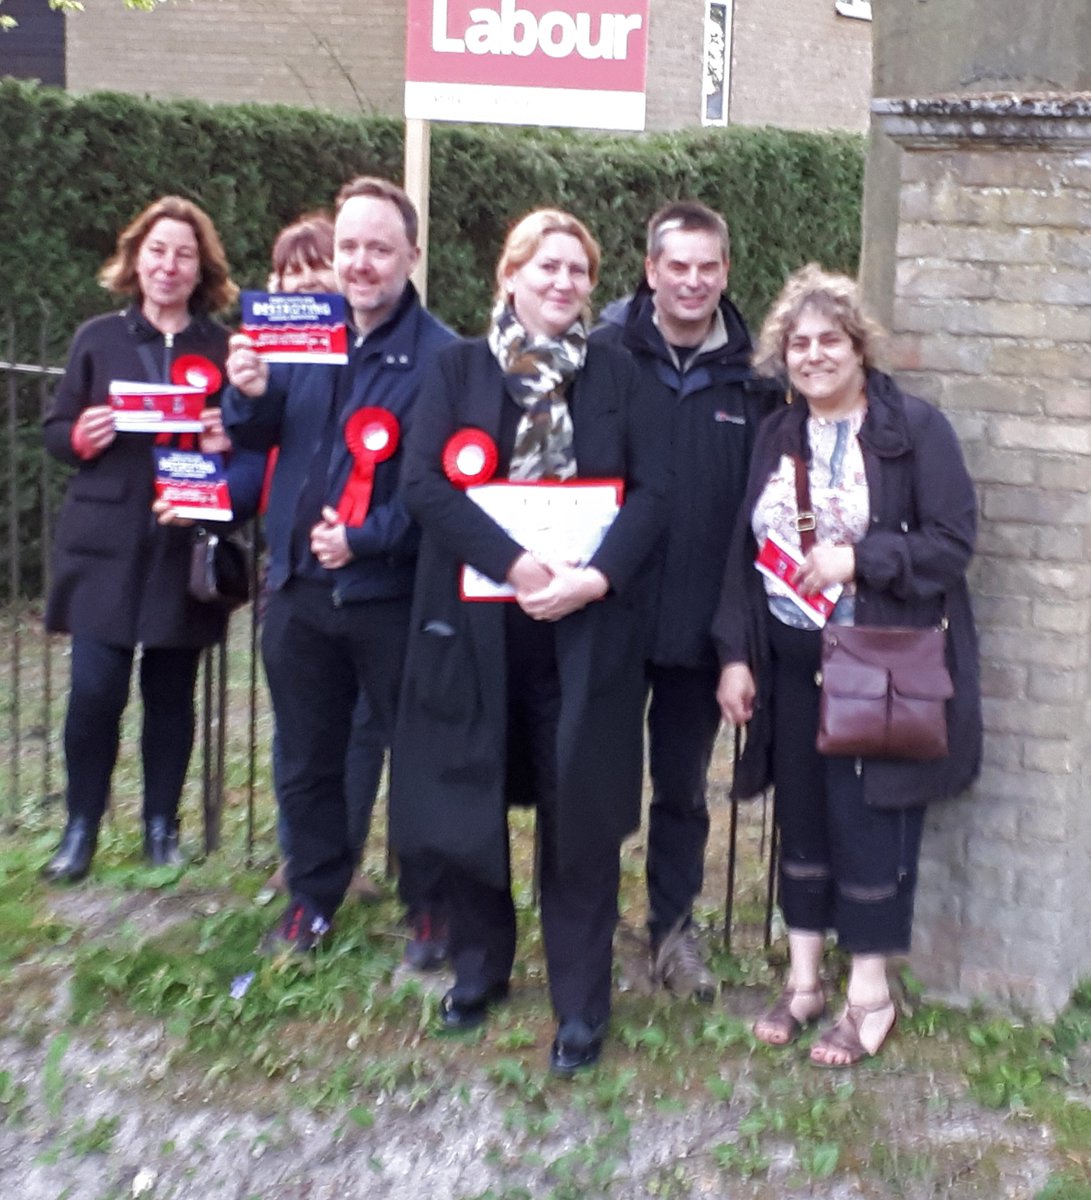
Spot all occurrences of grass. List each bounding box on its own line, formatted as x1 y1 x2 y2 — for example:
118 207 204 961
1 615 1091 1195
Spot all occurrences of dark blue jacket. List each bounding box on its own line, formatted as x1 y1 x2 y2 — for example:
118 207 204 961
592 282 780 669
223 284 456 605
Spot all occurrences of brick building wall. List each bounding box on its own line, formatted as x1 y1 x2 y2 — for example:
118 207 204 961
729 0 871 132
62 0 870 134
875 96 1091 1013
66 0 406 114
645 0 705 129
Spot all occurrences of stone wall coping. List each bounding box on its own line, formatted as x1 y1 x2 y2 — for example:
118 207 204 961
873 91 1091 147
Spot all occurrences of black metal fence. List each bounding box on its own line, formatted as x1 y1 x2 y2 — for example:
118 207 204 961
1 313 776 949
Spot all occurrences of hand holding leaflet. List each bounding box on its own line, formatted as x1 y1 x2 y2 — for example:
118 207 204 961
755 531 843 627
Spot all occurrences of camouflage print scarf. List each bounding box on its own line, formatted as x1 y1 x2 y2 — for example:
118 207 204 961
487 300 585 482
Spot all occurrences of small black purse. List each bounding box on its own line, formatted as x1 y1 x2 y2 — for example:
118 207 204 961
188 527 251 609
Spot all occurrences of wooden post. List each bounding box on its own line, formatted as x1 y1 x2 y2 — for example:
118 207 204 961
404 117 431 304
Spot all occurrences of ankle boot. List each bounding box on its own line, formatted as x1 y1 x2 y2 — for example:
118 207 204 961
144 816 183 867
41 817 98 883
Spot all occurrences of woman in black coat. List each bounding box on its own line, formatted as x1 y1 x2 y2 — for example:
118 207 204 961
714 264 981 1066
392 209 667 1074
42 195 262 882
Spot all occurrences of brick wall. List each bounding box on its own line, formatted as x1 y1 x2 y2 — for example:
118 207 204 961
875 97 1091 1014
730 0 871 132
645 0 705 129
63 0 869 134
66 0 406 114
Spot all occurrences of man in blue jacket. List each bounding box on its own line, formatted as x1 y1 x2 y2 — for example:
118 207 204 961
224 176 455 957
593 201 778 998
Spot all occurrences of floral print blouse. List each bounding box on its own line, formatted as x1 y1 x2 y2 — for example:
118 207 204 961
752 409 871 629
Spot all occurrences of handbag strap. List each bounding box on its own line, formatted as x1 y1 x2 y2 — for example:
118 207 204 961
790 453 817 555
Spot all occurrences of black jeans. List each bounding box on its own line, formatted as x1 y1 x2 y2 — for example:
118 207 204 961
769 617 925 955
446 608 620 1024
645 664 721 944
63 637 202 827
262 581 443 920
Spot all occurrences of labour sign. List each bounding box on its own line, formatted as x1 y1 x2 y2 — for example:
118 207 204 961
405 0 650 131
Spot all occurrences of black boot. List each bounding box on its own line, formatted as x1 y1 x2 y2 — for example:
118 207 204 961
41 818 98 884
144 816 183 867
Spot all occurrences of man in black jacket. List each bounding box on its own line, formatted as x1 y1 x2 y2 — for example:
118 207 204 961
593 201 777 998
224 177 455 960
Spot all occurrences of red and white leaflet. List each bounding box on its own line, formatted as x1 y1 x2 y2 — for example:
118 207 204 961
109 381 205 432
755 531 842 628
154 449 233 521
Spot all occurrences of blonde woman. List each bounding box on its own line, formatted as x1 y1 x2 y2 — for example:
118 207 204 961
392 210 668 1074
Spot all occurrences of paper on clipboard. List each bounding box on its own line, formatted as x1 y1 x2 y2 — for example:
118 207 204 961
461 479 623 601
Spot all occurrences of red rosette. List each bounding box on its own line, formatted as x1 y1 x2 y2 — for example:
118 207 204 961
336 407 400 526
170 355 223 396
443 429 498 488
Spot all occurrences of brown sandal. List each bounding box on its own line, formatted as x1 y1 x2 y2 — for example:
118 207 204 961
810 999 897 1068
753 986 827 1046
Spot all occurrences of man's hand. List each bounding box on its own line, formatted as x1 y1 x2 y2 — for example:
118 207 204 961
310 506 354 570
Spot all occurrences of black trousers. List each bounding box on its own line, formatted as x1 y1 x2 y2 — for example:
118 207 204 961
262 581 443 920
769 618 925 955
63 637 202 827
645 663 721 943
446 608 620 1024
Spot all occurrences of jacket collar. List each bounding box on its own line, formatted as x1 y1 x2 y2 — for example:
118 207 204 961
123 303 213 344
775 368 912 460
608 279 754 371
350 283 422 368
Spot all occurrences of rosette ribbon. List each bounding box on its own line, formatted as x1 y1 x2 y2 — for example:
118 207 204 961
336 407 400 526
170 355 223 396
442 429 498 488
157 357 223 449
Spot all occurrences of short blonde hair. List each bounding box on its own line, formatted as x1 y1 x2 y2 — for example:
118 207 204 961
753 263 884 378
494 209 601 315
98 195 238 314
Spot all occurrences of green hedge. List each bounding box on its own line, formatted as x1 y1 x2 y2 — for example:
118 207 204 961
0 78 863 358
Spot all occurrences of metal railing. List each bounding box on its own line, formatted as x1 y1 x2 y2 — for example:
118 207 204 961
1 312 776 950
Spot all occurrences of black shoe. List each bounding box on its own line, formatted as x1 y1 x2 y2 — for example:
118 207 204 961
550 1017 606 1076
258 898 332 957
41 818 98 884
143 816 184 867
403 909 450 972
439 982 510 1032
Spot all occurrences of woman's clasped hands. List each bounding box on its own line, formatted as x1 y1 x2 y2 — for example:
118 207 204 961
506 551 608 622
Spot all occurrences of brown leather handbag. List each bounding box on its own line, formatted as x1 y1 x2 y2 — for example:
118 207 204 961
790 454 953 761
817 623 952 760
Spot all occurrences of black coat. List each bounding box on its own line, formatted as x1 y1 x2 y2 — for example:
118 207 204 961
44 307 263 649
390 338 669 889
712 369 983 808
593 283 781 669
